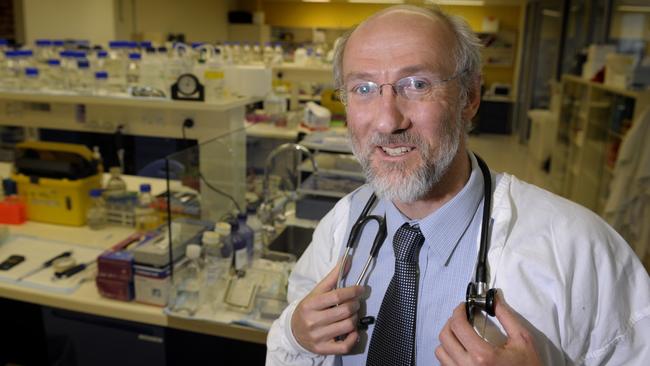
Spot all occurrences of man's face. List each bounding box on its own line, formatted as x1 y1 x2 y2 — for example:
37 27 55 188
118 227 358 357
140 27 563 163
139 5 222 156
343 11 469 203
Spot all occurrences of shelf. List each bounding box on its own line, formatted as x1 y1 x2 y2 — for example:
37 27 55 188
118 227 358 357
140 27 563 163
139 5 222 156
0 91 253 112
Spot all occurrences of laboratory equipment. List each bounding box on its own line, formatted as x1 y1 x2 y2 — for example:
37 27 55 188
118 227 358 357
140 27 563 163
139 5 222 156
86 188 107 230
202 230 229 311
135 183 159 232
104 167 127 195
16 251 73 281
230 220 248 272
12 141 102 226
171 244 202 315
236 212 254 265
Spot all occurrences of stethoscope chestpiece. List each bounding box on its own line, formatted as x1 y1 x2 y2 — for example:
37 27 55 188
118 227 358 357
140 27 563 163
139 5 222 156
465 282 497 324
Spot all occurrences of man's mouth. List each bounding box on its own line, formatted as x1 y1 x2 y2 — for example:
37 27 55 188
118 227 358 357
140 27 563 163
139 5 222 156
380 146 414 157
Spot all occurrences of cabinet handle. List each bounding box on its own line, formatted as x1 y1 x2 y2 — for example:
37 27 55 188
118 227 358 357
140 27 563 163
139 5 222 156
137 334 164 344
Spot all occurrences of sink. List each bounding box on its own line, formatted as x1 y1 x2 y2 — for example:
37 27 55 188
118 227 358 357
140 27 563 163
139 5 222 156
267 225 315 258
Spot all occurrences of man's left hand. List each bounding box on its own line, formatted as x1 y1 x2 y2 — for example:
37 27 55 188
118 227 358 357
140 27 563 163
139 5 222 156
435 293 542 366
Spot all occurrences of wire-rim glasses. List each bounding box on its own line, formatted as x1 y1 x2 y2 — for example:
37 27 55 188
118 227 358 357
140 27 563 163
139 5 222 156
338 69 467 107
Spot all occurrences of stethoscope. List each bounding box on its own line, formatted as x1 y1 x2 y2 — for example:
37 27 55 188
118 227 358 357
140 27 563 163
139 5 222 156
336 153 497 327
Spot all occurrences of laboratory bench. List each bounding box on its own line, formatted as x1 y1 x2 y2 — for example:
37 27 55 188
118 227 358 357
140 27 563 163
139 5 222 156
0 166 268 365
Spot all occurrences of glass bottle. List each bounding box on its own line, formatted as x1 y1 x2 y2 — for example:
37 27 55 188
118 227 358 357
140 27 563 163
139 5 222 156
237 212 254 266
135 183 159 232
172 244 202 315
104 167 127 195
230 220 248 272
86 188 107 230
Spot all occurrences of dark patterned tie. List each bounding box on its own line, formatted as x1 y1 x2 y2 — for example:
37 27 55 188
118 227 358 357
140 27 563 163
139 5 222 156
366 223 424 366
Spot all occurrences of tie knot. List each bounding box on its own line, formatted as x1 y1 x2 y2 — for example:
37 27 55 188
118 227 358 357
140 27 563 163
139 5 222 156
393 223 424 263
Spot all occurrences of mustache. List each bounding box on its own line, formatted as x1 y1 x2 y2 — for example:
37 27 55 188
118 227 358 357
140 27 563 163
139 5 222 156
367 131 425 147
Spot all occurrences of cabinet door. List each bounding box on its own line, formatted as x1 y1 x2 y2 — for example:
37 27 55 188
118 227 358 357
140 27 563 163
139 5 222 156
42 307 166 366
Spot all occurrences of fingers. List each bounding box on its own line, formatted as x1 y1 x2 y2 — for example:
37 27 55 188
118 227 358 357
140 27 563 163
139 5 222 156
494 292 536 348
448 303 493 353
307 285 365 311
320 330 360 355
312 260 345 294
435 345 458 366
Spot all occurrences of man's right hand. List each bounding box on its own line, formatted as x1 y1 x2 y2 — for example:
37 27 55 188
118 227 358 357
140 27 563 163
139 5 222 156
291 261 366 355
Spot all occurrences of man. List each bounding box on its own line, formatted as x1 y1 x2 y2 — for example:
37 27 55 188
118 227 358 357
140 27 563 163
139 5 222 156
266 5 650 366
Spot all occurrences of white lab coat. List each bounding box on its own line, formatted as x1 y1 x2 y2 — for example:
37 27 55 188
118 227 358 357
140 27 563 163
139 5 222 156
266 173 650 366
604 107 650 265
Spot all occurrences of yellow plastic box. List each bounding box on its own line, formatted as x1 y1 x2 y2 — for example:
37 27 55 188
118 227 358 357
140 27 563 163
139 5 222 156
12 141 102 226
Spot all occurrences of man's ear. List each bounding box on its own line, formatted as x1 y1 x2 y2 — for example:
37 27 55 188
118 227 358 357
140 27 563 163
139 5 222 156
462 74 481 122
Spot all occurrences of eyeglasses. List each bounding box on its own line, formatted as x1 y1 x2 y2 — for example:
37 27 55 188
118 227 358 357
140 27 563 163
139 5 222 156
338 70 466 106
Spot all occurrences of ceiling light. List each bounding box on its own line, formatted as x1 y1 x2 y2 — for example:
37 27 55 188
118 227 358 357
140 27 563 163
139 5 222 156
302 0 330 3
426 0 486 6
617 5 650 13
348 0 405 3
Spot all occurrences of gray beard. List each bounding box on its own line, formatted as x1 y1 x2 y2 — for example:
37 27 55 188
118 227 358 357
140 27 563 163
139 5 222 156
350 112 463 203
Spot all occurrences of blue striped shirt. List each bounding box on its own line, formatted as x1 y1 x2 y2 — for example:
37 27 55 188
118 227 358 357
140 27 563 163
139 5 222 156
339 153 486 366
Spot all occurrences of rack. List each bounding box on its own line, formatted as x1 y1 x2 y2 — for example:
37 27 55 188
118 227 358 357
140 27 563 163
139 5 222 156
552 75 650 213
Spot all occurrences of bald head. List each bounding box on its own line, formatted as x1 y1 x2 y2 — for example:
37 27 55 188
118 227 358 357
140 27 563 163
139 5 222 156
333 5 482 106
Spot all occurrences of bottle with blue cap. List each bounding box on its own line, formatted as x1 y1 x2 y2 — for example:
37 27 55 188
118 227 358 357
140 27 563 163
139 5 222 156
94 70 109 96
23 67 40 92
135 183 159 232
43 59 62 91
126 52 141 88
86 188 107 230
76 58 92 94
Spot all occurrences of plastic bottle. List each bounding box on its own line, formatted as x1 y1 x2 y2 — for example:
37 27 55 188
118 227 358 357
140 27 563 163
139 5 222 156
202 230 229 311
76 59 93 94
202 47 225 103
86 188 107 230
23 67 40 92
272 43 284 65
43 59 62 91
107 41 128 93
229 220 248 272
93 50 108 72
236 212 255 266
34 39 52 63
94 71 109 96
263 42 274 65
245 205 263 258
214 222 233 259
126 52 141 89
3 51 21 90
135 183 159 232
93 146 103 173
104 166 127 194
252 43 262 63
172 244 202 315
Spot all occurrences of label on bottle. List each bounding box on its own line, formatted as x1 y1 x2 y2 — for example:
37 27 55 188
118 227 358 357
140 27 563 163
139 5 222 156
234 247 248 271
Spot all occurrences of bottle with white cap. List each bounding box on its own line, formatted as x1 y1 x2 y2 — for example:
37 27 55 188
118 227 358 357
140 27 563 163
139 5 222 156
172 244 202 315
214 222 233 259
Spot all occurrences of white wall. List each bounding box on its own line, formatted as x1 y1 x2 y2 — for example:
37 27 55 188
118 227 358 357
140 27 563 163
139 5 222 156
23 0 117 46
135 0 229 43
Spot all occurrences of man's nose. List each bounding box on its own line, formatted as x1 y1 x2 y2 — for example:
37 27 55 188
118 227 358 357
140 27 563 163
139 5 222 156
374 85 410 134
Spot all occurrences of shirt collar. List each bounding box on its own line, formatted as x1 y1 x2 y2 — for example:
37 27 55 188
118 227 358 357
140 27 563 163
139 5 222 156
384 152 485 266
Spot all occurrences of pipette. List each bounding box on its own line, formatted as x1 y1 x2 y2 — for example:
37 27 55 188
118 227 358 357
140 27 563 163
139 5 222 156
16 251 73 281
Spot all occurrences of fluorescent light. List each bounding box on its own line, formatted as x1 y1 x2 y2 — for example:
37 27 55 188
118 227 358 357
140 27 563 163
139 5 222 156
348 0 405 3
302 0 330 3
542 9 561 17
426 0 486 6
617 5 650 13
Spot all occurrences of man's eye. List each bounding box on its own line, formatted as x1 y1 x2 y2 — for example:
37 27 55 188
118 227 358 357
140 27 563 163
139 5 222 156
405 78 431 91
352 83 375 95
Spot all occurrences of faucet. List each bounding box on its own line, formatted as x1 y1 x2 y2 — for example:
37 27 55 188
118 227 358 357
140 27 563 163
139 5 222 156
259 143 318 228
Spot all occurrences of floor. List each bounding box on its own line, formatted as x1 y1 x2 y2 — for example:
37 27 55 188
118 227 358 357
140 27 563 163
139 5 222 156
468 133 553 192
